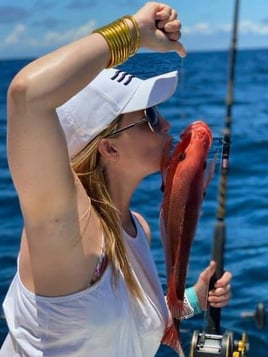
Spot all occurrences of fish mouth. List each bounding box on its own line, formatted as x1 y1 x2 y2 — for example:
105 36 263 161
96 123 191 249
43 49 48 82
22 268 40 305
161 122 223 181
182 121 212 144
170 136 223 161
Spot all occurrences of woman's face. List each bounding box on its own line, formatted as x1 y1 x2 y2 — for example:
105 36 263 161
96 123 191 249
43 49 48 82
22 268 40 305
112 109 172 177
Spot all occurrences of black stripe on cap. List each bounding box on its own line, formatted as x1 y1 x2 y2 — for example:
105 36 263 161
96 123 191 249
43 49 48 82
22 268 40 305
110 70 135 86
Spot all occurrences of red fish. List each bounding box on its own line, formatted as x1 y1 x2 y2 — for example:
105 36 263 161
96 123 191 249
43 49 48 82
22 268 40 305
160 120 213 356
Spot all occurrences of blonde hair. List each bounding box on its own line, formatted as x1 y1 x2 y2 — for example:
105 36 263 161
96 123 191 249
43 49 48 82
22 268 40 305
71 117 142 300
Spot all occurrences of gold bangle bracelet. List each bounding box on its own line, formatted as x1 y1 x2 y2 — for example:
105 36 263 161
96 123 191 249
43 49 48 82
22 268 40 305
122 15 140 55
92 16 140 68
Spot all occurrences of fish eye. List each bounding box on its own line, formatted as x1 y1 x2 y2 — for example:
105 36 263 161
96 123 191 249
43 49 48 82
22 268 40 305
179 152 186 161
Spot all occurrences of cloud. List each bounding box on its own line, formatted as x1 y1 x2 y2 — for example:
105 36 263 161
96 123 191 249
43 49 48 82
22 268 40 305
43 20 96 45
1 18 267 59
0 6 30 24
183 20 268 36
183 22 232 35
239 20 268 35
4 24 26 44
183 23 213 35
2 20 96 51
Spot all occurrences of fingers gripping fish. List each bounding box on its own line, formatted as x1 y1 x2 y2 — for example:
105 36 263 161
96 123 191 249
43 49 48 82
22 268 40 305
160 121 213 356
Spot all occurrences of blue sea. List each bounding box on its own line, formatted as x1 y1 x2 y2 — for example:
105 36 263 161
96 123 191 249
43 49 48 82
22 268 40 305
0 49 267 356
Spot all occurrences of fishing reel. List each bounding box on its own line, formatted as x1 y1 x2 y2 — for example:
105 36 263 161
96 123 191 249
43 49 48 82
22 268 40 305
189 330 249 357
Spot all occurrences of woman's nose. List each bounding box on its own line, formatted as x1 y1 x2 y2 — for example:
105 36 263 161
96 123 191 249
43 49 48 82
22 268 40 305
160 116 170 133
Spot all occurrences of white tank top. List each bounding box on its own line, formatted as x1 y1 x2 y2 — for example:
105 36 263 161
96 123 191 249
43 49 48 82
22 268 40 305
0 214 169 357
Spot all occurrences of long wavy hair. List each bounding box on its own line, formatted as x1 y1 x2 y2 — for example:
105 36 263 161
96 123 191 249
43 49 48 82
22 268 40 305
71 116 142 300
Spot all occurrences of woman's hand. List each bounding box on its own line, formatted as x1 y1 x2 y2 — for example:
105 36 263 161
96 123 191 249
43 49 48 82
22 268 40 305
134 2 186 57
194 261 232 310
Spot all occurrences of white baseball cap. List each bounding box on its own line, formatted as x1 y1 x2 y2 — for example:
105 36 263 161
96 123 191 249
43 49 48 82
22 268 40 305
56 68 178 158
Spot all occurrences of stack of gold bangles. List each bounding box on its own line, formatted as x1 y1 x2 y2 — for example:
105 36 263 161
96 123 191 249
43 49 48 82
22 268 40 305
92 15 140 68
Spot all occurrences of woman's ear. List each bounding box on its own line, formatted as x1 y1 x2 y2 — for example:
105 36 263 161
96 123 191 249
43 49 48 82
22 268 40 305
98 138 119 161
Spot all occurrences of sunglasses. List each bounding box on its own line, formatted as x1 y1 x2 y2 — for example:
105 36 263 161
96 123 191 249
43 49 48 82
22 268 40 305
104 106 161 138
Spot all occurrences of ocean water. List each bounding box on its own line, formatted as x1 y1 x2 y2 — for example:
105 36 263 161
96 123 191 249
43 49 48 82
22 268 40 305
0 49 267 356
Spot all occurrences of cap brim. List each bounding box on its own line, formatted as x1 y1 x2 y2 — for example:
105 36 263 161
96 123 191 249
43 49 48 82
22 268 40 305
122 70 178 113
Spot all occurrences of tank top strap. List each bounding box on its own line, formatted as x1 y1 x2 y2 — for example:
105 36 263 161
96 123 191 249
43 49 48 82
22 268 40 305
90 234 107 285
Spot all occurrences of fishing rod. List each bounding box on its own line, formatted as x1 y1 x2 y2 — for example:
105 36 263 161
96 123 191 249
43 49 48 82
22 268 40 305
205 0 240 335
189 0 250 356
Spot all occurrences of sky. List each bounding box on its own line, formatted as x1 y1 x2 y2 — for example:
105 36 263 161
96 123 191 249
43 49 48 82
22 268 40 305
0 0 267 59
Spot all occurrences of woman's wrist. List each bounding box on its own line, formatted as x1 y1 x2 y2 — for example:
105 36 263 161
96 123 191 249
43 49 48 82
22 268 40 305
92 15 140 68
185 287 202 315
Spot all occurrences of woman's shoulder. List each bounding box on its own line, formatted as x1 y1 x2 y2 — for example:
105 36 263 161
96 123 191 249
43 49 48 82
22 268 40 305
131 211 151 244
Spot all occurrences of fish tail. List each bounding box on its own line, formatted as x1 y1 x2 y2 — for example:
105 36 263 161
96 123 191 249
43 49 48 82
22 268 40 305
161 323 185 357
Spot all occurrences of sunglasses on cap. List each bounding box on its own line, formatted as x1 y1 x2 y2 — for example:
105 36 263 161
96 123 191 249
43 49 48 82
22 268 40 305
104 106 161 138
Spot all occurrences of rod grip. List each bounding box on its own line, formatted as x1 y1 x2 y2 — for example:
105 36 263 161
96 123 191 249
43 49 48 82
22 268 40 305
206 221 225 334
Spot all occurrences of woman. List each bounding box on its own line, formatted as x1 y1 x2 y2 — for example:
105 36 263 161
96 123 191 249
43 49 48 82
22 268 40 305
1 2 231 356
